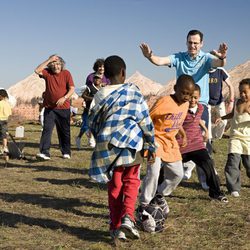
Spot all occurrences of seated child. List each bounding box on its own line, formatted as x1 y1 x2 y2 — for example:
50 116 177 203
218 78 250 197
88 55 156 241
177 84 228 202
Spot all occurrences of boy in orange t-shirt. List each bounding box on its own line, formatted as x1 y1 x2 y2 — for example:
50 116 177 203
139 74 195 213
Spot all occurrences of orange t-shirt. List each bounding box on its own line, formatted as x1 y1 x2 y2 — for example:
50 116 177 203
150 95 189 162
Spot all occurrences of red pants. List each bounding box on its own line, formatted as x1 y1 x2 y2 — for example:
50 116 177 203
108 164 140 230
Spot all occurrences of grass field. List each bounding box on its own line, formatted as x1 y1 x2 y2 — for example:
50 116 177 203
0 124 249 250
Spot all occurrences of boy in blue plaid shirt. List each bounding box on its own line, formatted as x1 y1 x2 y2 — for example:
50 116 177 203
88 55 156 241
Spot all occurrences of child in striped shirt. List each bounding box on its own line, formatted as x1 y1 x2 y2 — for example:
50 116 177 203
177 84 228 202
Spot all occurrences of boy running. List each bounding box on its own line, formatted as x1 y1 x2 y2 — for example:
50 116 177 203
88 55 156 241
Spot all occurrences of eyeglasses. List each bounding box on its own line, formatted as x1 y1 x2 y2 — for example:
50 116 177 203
187 41 200 46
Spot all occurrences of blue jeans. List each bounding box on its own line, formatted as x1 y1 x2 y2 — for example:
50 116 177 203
80 110 89 134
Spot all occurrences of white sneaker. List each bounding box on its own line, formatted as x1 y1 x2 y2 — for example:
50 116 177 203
63 154 71 159
36 153 50 160
75 137 81 149
3 147 9 153
110 229 127 241
183 169 193 180
88 136 96 148
89 142 96 148
120 215 140 239
231 191 240 197
183 161 196 180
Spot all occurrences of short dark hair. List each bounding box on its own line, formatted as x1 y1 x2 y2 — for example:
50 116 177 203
104 55 126 78
175 74 195 89
93 58 105 72
0 89 9 98
93 74 101 79
187 30 203 42
194 84 201 93
239 78 250 88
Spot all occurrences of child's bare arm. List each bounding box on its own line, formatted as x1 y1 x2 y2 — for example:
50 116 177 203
35 55 59 75
178 126 187 147
199 120 208 142
143 150 156 164
217 108 234 123
82 94 93 102
224 78 234 112
81 89 93 102
223 112 234 120
215 108 234 127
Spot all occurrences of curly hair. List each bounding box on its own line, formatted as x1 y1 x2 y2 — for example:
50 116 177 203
47 55 66 70
93 58 105 72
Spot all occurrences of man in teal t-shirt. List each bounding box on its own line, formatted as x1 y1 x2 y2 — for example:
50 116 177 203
140 29 228 106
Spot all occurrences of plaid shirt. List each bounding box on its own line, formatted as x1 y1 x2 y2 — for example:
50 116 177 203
88 83 156 183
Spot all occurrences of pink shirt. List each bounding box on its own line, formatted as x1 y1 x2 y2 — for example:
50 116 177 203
177 103 205 154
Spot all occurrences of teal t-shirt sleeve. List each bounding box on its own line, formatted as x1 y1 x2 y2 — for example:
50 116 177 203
206 53 215 69
169 52 181 68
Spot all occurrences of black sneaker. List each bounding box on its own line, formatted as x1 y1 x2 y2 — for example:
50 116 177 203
150 194 170 218
136 204 148 226
210 193 229 203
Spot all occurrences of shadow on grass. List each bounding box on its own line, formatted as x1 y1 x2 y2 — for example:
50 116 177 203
35 177 106 190
20 142 40 148
242 184 250 188
73 147 95 152
23 140 95 151
0 210 110 243
168 194 210 201
220 183 250 188
179 181 202 190
0 192 108 218
1 161 86 175
13 142 64 151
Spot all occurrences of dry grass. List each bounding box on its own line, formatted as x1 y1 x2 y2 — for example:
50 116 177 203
0 124 249 250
